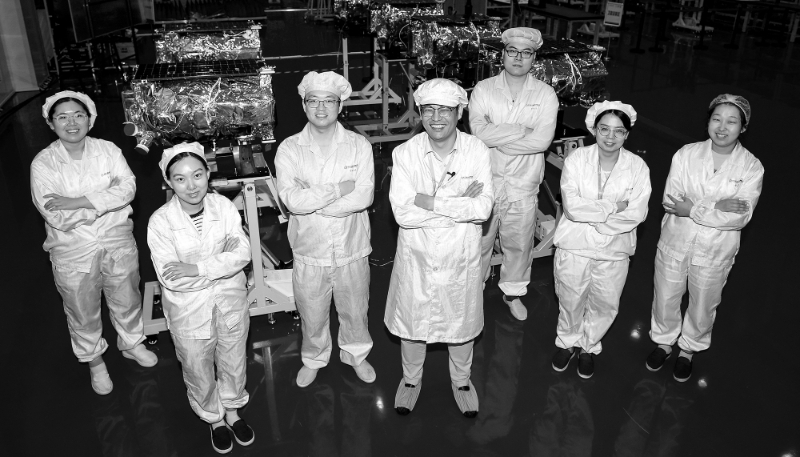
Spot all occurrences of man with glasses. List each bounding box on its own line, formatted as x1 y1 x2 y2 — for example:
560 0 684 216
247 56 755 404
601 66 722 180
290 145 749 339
275 71 376 388
385 79 493 418
469 27 559 321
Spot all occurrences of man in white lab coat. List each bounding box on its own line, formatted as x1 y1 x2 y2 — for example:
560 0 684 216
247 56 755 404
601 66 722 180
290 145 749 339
275 71 376 389
385 79 494 418
469 27 559 321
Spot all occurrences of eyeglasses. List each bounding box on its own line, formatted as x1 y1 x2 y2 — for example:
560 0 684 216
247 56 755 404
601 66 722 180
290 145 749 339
53 111 89 125
504 47 535 59
421 105 457 118
597 126 628 139
304 99 340 108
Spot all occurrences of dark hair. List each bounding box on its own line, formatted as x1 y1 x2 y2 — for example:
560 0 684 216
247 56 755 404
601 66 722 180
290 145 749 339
165 152 209 179
594 110 633 131
707 103 747 129
48 97 90 121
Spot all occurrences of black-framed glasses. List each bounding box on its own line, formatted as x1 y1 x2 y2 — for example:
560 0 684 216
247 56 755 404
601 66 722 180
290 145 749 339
54 111 89 125
420 105 457 118
596 125 628 139
504 47 535 59
304 99 340 108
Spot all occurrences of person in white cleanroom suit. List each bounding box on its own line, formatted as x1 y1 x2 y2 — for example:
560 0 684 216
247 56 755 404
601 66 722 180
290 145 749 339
469 27 559 321
385 78 494 418
646 94 763 383
275 71 376 389
551 101 651 380
30 90 157 396
147 143 254 454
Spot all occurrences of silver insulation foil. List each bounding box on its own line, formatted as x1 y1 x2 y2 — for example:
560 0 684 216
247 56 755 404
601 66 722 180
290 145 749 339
123 66 276 149
370 4 442 44
410 15 501 69
155 28 261 63
479 39 608 106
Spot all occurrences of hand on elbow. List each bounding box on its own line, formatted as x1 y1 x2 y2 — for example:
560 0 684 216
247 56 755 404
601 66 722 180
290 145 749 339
339 180 355 196
163 262 199 280
715 198 749 214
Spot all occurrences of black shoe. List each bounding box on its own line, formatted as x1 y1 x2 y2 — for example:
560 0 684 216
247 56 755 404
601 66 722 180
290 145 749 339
551 348 576 372
225 418 255 446
646 347 671 372
577 351 594 379
673 356 692 382
210 425 233 454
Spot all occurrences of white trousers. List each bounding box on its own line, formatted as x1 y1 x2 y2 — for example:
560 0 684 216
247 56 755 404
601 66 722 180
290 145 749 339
554 249 629 355
171 307 250 424
401 338 474 387
52 247 145 362
293 257 373 369
481 194 539 297
650 249 732 353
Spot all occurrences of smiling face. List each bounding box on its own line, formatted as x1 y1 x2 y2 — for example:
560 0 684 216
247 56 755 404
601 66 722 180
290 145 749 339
707 104 745 154
167 155 210 212
421 104 461 144
593 112 629 155
48 100 90 146
303 90 340 130
502 44 535 77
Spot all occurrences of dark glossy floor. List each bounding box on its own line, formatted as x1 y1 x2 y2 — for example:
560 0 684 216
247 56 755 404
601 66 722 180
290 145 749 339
2 10 799 457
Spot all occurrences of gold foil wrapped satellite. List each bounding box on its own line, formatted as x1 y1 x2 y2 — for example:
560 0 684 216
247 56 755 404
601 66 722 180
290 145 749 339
155 21 262 63
410 15 501 69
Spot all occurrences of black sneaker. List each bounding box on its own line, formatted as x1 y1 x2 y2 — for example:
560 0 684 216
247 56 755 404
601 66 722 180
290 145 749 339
225 418 255 446
673 356 692 382
210 425 233 454
577 351 594 379
551 348 576 372
646 347 671 372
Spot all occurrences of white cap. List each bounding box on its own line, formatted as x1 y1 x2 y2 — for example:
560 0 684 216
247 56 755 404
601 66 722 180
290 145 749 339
501 27 543 51
297 71 353 101
159 142 206 181
42 90 98 129
585 101 637 130
413 78 468 110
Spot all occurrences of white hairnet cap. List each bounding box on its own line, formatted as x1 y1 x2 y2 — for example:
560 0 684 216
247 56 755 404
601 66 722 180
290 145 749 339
413 78 468 109
501 27 543 51
298 71 353 101
709 93 751 126
159 142 206 181
585 101 637 131
42 90 98 129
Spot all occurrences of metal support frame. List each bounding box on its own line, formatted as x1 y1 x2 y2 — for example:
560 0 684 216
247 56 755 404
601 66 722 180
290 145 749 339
141 173 295 336
343 38 403 108
488 135 584 266
353 52 420 144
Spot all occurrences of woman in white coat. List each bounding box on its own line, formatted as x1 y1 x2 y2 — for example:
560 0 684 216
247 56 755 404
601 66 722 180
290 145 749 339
551 101 651 379
30 91 157 396
646 94 763 382
147 143 254 454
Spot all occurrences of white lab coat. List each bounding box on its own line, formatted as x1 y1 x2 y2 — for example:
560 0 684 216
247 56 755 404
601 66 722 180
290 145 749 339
147 193 251 339
385 131 494 343
30 137 144 361
275 122 374 369
553 145 651 354
650 140 763 352
469 71 559 201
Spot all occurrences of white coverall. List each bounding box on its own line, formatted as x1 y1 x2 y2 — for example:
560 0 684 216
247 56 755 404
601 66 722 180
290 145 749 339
385 131 494 385
650 140 763 353
275 122 374 370
147 193 252 423
30 137 145 362
469 72 559 297
553 145 651 354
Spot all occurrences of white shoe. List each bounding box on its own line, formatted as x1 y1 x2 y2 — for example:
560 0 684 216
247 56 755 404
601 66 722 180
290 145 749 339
452 380 479 418
394 379 421 415
353 360 376 383
296 366 319 388
122 344 159 367
503 296 528 321
90 368 113 395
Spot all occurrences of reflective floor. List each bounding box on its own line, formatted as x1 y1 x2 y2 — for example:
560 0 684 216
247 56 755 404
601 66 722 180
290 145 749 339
1 11 798 457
